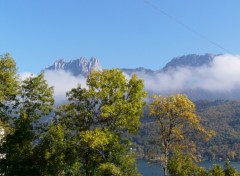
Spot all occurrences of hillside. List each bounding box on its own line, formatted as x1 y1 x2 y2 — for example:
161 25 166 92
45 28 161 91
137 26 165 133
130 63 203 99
133 100 240 161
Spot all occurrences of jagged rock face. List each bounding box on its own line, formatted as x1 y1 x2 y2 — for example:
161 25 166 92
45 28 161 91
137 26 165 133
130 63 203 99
45 57 102 76
162 53 216 71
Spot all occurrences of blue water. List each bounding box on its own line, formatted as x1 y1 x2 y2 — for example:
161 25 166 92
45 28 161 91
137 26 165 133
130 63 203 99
137 160 240 176
137 160 163 176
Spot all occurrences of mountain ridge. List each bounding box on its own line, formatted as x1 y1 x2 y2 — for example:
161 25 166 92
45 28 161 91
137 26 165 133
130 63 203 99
45 53 240 101
162 53 217 71
44 53 218 76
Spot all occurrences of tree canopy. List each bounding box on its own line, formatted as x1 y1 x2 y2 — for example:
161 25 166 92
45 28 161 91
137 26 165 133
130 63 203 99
0 73 54 175
0 53 19 143
50 69 147 175
148 94 215 176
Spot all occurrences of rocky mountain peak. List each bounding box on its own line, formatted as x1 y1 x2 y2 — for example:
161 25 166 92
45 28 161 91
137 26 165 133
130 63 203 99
88 57 102 72
45 57 102 76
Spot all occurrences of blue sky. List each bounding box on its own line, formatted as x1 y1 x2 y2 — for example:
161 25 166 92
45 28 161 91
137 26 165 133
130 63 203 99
1 0 240 73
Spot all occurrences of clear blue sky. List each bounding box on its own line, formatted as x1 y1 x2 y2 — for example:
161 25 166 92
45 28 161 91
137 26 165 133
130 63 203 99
1 0 240 73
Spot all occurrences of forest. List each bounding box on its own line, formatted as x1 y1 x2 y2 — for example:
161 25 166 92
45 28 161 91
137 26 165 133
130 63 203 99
1 53 240 176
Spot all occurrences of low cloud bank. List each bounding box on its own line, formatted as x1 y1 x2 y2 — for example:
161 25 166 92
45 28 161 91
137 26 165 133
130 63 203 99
20 54 240 103
20 71 86 104
44 71 87 104
130 54 240 94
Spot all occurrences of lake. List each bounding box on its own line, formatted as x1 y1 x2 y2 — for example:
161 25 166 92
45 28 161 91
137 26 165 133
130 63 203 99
137 160 240 176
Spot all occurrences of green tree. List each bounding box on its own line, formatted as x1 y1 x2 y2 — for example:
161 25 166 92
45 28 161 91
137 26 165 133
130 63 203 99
167 151 207 176
0 73 54 175
0 53 20 174
148 94 215 176
97 162 121 176
37 122 81 176
208 164 225 176
0 53 19 144
224 160 239 176
0 53 19 102
55 69 146 176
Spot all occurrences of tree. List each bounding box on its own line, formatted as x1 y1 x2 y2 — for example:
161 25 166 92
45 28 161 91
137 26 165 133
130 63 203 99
0 73 54 175
0 53 19 102
37 122 81 176
54 69 146 176
0 53 19 144
167 151 207 176
224 160 239 176
97 162 121 176
208 164 225 176
148 94 215 176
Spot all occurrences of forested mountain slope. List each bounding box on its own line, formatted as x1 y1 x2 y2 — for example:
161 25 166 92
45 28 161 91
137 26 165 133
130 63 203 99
134 100 240 161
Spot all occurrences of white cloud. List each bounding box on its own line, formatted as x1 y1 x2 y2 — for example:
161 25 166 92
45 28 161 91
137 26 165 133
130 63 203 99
20 71 87 104
126 54 240 94
20 54 240 102
44 70 87 104
19 72 36 80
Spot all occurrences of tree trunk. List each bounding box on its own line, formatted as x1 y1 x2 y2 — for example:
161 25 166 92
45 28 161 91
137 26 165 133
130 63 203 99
163 146 169 176
163 166 168 176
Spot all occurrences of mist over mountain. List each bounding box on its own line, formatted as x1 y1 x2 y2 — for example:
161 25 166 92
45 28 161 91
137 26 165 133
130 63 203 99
121 53 217 75
42 53 240 103
162 53 216 71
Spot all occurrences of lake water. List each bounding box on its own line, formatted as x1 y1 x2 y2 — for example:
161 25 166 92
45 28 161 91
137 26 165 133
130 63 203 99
137 160 240 176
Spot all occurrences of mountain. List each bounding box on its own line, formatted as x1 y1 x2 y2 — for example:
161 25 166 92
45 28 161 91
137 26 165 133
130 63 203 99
162 53 216 71
45 57 102 76
45 53 240 100
121 53 240 101
44 53 217 76
121 53 217 75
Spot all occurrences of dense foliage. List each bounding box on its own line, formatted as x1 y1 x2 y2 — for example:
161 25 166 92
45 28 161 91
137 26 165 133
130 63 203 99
196 100 240 161
0 56 147 176
42 69 147 176
1 54 240 176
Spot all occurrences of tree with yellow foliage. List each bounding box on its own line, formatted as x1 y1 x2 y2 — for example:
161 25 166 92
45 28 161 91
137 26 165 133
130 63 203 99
148 94 215 176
